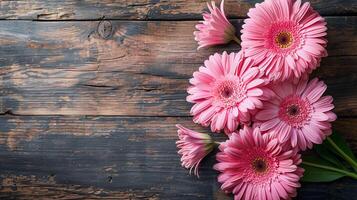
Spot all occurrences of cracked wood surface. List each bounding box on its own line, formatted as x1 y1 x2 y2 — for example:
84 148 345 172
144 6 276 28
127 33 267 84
0 1 356 200
0 0 355 20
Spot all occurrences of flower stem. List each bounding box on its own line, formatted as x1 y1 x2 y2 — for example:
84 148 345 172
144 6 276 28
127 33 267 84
232 35 241 45
326 137 357 172
302 161 357 180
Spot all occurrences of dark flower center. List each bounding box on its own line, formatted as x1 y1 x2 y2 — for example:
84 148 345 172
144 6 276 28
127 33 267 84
221 87 233 98
275 31 293 48
252 158 268 173
214 79 247 108
279 96 312 128
287 105 300 116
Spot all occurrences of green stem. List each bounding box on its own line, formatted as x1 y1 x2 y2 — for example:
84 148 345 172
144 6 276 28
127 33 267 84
302 161 357 180
327 137 357 172
232 35 241 45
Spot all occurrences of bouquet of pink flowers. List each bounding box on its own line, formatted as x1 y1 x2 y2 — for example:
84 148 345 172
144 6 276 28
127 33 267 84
176 0 357 199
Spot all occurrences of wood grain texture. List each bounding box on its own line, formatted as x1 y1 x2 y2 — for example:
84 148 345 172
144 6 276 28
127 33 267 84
0 0 356 20
0 1 356 199
0 175 161 200
0 17 356 116
0 116 356 200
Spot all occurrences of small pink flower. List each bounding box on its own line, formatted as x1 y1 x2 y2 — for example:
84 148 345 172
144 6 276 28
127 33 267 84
241 0 327 81
255 78 337 150
176 124 215 177
187 51 267 134
194 0 238 49
214 126 303 200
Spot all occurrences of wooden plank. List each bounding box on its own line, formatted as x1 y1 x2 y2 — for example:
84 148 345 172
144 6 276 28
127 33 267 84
0 175 162 200
0 175 356 200
0 0 356 20
0 17 356 116
0 116 225 199
0 116 356 199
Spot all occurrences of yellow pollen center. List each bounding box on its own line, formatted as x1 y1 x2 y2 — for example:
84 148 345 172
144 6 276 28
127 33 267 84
275 31 293 48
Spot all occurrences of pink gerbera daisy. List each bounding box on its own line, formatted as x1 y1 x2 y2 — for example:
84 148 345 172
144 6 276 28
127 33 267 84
241 0 328 81
214 126 303 200
176 124 215 177
255 78 337 150
187 51 267 133
194 0 239 49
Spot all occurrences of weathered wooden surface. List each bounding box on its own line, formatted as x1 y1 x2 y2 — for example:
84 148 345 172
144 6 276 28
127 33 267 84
0 17 356 116
0 0 356 20
0 1 356 200
0 116 356 200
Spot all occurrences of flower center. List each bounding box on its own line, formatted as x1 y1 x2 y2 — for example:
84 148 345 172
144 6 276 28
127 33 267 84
279 96 312 128
287 105 300 116
265 21 302 54
221 86 234 98
242 148 278 184
252 158 269 174
214 78 247 108
275 31 293 48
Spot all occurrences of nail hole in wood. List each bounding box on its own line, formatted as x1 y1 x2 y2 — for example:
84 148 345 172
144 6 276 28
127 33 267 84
107 176 113 183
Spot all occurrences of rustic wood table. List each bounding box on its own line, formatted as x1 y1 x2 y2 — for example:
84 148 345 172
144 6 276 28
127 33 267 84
0 1 356 199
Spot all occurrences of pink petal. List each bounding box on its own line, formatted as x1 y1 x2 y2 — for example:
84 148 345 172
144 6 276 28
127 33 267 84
260 118 280 131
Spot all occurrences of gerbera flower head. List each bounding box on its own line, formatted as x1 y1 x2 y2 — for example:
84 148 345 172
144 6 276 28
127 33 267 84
176 124 215 177
255 78 337 150
194 0 238 49
214 126 303 200
187 51 267 134
241 0 328 81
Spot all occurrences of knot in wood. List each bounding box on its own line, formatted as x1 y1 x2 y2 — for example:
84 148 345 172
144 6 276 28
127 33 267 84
97 21 113 39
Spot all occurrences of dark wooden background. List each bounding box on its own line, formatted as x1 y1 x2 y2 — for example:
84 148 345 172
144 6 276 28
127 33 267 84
0 0 356 199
